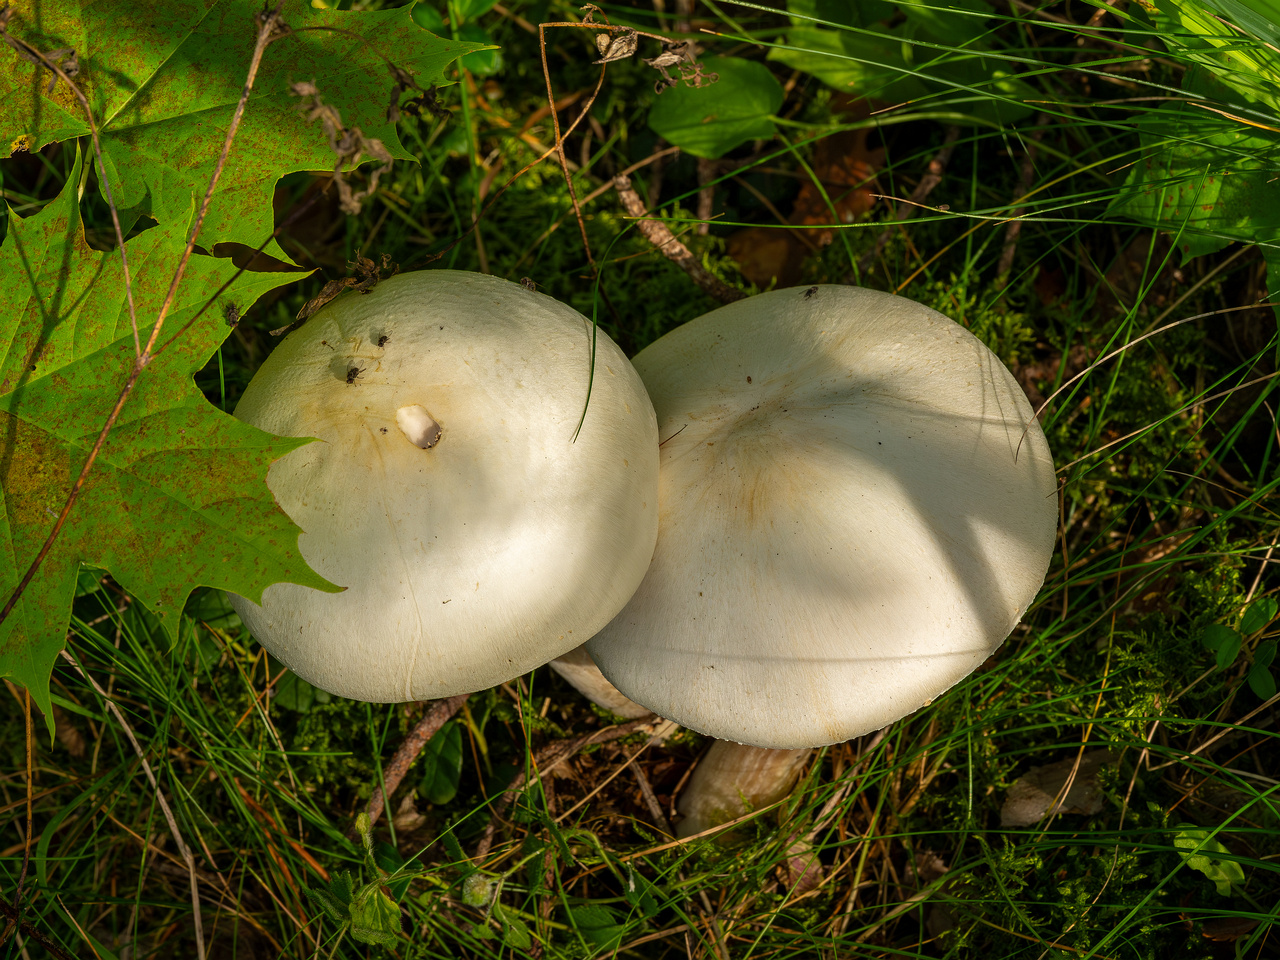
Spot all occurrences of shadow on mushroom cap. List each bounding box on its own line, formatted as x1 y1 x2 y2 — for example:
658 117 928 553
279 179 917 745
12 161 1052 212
586 285 1058 749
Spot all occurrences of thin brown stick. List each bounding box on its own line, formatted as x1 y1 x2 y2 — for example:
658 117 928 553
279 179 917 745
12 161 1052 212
0 900 76 960
0 6 287 636
858 125 959 275
631 762 674 836
540 25 602 269
696 157 715 236
511 145 681 272
614 175 744 304
146 6 287 358
365 695 469 828
996 114 1051 283
527 16 695 274
60 649 207 960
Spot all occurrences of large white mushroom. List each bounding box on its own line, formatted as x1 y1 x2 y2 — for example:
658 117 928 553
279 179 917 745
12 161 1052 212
228 270 659 703
581 284 1058 834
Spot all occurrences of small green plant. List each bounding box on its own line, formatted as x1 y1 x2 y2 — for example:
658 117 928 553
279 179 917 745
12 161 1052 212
305 813 413 948
1199 594 1278 697
1174 825 1246 897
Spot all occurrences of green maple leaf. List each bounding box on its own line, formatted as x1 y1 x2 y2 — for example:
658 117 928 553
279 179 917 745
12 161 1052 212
0 153 337 724
0 0 483 259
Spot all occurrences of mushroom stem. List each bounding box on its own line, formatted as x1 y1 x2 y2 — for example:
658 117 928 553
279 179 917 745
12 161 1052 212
548 644 654 720
676 740 813 838
550 646 813 839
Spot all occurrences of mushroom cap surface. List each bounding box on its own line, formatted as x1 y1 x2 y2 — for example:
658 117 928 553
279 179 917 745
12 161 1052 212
229 271 659 702
586 285 1057 748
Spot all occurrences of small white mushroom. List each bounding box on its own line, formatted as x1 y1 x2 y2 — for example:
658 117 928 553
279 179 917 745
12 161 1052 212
228 270 659 703
585 284 1058 831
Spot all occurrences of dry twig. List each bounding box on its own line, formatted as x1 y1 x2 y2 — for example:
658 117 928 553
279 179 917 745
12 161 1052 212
365 695 470 828
0 899 76 960
529 10 718 273
996 113 1051 283
858 125 960 275
614 175 744 304
291 80 394 215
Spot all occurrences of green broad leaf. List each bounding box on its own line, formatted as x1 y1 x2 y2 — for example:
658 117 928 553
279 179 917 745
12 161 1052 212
454 0 503 23
1247 660 1276 699
1240 596 1278 635
1144 0 1280 113
770 26 927 103
413 3 449 33
0 160 334 726
524 838 554 893
349 885 404 946
458 25 503 77
74 566 104 596
1217 627 1244 671
418 719 464 805
786 0 897 29
274 671 329 712
624 866 662 919
192 634 223 672
441 830 467 864
567 903 626 950
1174 826 1245 895
898 0 996 46
375 841 418 901
306 872 355 923
1108 67 1280 329
1110 99 1280 259
647 56 784 159
1248 640 1277 698
183 585 241 629
1201 622 1241 655
768 22 1033 124
0 1 483 260
493 903 533 950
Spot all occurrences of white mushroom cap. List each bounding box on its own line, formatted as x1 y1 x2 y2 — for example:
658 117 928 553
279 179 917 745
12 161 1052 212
586 285 1057 749
229 271 659 702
